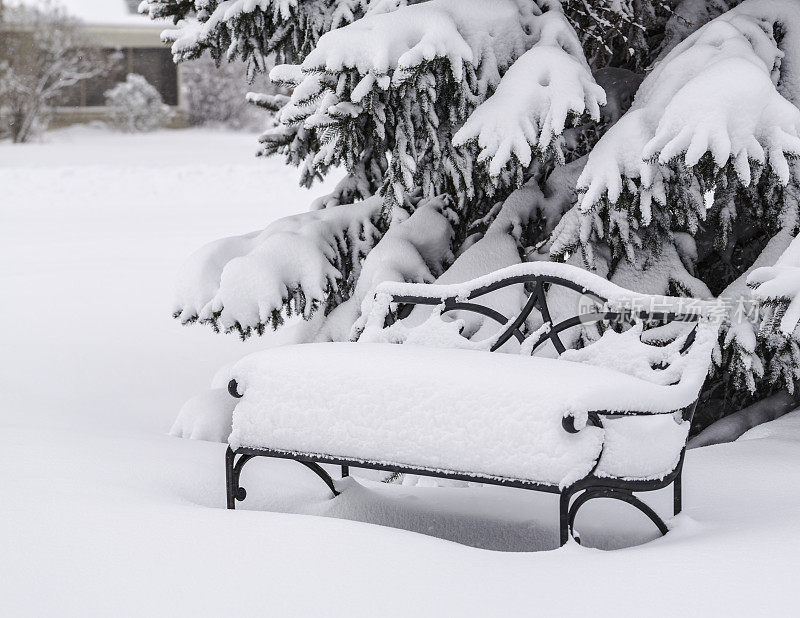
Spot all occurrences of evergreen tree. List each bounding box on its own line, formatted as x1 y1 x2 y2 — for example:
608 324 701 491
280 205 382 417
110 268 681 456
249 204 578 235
142 0 800 433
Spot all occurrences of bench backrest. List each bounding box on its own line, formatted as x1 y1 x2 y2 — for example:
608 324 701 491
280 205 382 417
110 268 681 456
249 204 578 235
369 262 714 357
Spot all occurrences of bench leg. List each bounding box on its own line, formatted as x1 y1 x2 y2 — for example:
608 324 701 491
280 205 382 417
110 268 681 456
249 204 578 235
297 461 340 497
226 446 236 509
673 472 682 516
226 447 340 508
225 447 252 509
559 490 572 546
568 487 669 542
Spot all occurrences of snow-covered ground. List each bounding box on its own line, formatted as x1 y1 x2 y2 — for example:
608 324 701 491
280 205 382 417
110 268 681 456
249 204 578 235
2 127 799 617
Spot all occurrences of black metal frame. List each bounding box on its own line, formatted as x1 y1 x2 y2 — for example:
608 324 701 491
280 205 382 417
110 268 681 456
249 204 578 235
384 272 700 356
225 268 706 547
225 423 691 547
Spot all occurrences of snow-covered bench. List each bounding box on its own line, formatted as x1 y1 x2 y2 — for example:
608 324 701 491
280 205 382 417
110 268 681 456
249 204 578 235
224 263 719 546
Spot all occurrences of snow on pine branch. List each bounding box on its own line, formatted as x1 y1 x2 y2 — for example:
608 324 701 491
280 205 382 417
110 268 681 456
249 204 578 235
453 5 605 179
714 215 800 394
173 196 385 337
553 0 800 264
749 231 800 337
265 0 540 208
582 0 800 210
295 0 535 86
560 0 647 66
141 0 381 70
320 195 458 341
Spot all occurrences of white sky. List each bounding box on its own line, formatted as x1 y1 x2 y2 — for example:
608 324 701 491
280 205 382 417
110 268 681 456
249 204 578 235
13 0 154 26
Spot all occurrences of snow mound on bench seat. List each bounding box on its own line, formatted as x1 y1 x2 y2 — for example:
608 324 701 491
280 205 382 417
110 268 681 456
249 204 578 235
228 343 699 487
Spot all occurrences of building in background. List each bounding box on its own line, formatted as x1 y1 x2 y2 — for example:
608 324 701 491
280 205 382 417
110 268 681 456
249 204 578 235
4 0 185 127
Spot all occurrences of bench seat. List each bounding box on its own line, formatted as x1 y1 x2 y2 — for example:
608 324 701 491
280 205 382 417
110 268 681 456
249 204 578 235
229 341 694 488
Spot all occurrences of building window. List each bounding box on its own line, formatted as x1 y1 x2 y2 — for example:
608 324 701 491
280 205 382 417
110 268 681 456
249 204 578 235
130 48 179 106
54 47 178 107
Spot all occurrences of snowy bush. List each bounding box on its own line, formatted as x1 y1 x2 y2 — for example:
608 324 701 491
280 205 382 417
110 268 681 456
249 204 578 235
182 56 275 129
141 0 800 435
104 74 171 132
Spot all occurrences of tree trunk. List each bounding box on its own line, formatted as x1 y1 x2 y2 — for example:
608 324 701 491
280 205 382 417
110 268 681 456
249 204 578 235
10 108 24 143
15 102 38 143
688 385 800 449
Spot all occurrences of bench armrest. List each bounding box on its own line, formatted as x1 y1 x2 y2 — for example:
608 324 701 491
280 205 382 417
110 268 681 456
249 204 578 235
562 400 699 434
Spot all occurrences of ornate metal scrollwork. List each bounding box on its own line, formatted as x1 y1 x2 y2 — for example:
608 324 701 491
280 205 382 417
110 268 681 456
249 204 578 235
226 447 339 510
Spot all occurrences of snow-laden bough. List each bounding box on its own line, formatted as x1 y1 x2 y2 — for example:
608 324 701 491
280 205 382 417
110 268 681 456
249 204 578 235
555 0 800 259
453 5 606 177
